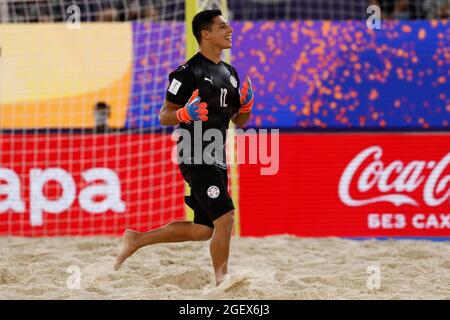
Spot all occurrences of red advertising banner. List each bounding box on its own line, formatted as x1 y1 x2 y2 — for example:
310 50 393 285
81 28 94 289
239 134 450 238
2 133 449 238
0 134 184 236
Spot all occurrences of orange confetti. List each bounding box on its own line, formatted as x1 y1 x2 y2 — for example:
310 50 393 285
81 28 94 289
302 106 311 116
311 44 325 55
242 21 253 33
266 36 275 51
253 51 266 64
291 31 299 44
274 48 282 56
340 44 348 52
321 22 331 36
261 22 275 31
418 28 426 40
313 118 323 126
313 100 322 114
402 25 412 33
140 58 148 66
268 81 276 93
350 55 358 62
384 59 392 70
334 92 343 100
369 89 379 101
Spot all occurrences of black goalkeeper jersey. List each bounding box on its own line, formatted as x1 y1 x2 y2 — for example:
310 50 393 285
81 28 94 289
165 52 241 168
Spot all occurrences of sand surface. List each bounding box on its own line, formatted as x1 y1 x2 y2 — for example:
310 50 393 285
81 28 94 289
1 235 450 299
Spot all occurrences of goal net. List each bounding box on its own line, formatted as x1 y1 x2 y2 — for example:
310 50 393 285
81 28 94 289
0 0 447 236
0 0 187 236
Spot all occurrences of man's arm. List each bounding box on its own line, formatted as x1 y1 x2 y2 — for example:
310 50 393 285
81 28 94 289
231 112 251 127
159 100 182 126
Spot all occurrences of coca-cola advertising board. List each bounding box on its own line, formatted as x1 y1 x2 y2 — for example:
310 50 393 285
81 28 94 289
1 133 449 238
239 134 450 238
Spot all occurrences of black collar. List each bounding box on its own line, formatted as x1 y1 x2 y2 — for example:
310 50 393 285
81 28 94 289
197 52 222 66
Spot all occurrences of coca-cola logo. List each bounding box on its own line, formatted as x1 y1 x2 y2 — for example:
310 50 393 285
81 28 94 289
339 146 450 207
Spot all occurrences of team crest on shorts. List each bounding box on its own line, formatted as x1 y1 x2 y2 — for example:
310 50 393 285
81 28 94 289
230 75 238 88
207 186 220 199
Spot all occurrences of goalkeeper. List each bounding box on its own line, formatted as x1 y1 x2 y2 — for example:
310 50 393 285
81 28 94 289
114 9 254 286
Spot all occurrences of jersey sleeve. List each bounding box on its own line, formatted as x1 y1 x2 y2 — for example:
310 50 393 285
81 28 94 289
231 67 242 114
165 66 196 106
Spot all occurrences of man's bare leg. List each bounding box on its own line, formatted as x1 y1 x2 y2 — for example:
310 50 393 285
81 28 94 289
210 211 234 286
114 221 213 270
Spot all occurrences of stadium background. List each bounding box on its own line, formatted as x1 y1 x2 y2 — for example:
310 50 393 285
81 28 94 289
0 0 449 238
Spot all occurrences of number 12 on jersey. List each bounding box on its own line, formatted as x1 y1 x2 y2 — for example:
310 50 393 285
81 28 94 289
220 88 228 108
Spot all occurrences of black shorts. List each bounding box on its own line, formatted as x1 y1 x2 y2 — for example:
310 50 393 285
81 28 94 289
179 164 235 228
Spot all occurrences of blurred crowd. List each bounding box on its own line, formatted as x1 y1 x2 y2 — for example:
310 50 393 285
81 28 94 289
2 0 168 23
0 0 449 23
370 0 449 19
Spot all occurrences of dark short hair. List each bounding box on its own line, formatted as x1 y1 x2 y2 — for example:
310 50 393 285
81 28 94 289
192 9 222 44
95 102 110 111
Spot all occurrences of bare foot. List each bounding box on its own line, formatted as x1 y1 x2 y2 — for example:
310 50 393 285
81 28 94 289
114 229 140 271
215 273 226 287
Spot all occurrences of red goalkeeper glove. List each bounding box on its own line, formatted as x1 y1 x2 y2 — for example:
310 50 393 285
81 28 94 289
176 89 208 123
239 76 254 113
